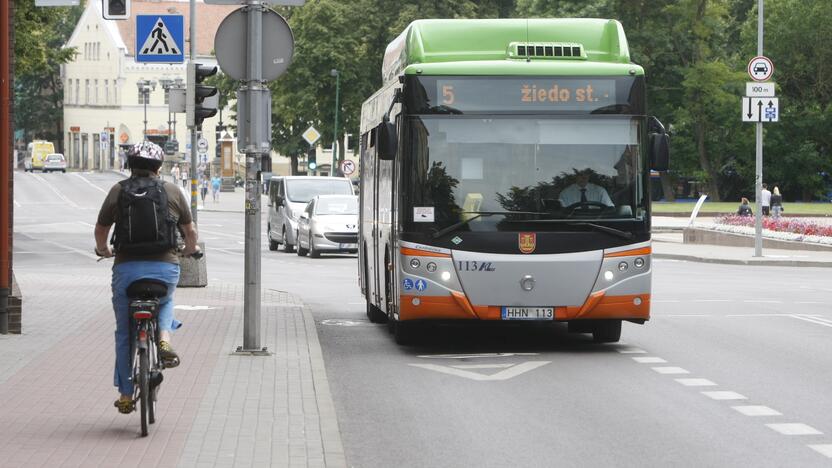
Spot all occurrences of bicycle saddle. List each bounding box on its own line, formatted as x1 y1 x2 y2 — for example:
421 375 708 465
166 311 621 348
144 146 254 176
127 279 168 299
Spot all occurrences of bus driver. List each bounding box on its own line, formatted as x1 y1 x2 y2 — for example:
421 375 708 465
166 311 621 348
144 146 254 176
558 169 614 208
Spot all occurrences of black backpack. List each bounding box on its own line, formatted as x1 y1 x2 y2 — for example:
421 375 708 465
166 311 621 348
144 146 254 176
111 177 178 255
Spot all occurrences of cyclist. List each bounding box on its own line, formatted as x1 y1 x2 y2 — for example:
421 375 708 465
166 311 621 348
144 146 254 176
93 140 200 414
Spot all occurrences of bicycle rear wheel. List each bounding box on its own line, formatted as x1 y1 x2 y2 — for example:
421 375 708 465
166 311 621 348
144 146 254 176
139 347 149 437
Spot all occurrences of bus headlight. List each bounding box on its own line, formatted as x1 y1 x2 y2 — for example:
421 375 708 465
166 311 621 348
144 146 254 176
441 271 452 281
426 262 437 272
634 257 645 268
618 261 628 272
410 258 421 269
604 271 614 281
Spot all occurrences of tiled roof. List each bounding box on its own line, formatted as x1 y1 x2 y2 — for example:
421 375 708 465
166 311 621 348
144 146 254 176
111 0 238 57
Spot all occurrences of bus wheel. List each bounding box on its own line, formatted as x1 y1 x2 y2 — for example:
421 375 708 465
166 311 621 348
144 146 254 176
592 320 622 343
282 227 294 253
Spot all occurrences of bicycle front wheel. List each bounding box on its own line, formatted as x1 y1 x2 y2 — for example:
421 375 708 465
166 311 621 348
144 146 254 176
139 347 149 437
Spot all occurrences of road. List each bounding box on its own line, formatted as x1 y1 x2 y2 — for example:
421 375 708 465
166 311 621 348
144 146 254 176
13 171 832 467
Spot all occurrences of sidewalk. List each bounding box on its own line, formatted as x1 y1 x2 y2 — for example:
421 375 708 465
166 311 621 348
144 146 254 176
652 217 832 267
0 271 345 467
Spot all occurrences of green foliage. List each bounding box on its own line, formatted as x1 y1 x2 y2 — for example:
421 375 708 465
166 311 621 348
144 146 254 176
13 0 82 147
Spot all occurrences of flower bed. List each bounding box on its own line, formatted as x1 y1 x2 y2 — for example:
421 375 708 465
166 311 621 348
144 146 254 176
712 215 832 246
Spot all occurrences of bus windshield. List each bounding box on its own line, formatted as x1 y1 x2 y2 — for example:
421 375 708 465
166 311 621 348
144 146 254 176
403 116 645 233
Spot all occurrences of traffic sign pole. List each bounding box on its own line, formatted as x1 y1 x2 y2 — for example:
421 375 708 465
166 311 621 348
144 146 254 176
242 0 266 353
754 0 763 258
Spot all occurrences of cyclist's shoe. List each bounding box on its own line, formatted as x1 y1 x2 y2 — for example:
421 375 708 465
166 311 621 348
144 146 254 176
114 398 135 414
159 341 180 368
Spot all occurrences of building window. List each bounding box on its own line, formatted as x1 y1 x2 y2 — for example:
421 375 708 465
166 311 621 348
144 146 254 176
66 79 72 103
113 81 118 105
85 79 90 105
94 79 99 104
75 79 80 104
164 88 169 105
104 79 109 104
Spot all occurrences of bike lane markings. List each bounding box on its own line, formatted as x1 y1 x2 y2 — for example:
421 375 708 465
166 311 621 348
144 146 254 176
675 378 717 387
808 445 832 458
732 405 782 417
766 423 823 436
701 391 747 401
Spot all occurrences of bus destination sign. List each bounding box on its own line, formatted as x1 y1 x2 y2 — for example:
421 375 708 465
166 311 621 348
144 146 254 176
436 79 617 112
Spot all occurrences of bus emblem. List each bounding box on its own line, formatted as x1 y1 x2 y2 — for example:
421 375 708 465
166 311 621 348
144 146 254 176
518 233 536 254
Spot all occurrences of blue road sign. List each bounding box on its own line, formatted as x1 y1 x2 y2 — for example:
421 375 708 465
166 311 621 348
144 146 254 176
402 278 414 291
415 279 427 292
136 15 184 63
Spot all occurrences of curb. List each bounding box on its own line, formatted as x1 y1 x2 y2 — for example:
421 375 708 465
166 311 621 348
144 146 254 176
653 253 832 268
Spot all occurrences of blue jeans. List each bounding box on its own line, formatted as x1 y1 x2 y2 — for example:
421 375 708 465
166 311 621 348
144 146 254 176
112 261 181 396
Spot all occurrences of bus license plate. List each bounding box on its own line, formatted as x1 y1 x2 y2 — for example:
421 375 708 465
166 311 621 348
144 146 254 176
501 307 554 320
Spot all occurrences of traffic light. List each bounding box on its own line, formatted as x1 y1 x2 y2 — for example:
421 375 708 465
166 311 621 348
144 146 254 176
186 62 219 128
102 0 130 20
307 147 317 173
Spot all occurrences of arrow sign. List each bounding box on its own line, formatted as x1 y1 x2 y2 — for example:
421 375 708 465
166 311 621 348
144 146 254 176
409 361 550 381
742 97 779 123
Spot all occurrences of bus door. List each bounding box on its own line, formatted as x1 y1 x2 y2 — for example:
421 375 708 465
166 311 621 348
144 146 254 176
360 130 380 308
376 124 395 313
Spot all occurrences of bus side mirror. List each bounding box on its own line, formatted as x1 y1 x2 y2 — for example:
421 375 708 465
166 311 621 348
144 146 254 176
378 120 398 161
648 116 670 172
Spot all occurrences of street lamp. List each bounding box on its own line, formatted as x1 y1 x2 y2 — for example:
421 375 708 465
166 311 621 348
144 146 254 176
330 69 340 175
136 79 157 140
159 78 174 145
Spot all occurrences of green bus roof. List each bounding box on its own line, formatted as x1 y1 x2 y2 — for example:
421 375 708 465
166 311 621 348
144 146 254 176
382 19 642 82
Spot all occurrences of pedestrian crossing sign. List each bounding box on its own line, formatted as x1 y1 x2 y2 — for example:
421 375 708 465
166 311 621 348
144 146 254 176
136 15 184 63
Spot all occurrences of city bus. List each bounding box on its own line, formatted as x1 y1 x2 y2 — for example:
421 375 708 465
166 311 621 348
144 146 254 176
358 19 669 344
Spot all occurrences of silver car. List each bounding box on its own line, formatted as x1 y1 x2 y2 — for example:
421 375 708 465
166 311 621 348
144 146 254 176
43 153 67 173
296 195 358 258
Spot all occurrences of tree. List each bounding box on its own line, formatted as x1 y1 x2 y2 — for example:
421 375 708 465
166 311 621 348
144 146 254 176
13 0 82 152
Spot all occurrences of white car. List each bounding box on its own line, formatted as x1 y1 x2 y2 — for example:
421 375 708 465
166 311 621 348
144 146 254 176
43 153 67 173
296 195 358 258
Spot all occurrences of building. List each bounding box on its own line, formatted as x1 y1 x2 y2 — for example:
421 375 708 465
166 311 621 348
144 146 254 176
62 0 236 172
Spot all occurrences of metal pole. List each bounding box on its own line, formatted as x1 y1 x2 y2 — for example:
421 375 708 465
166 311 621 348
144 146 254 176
0 0 12 333
332 69 340 175
242 0 264 351
189 0 198 222
754 0 764 257
142 87 148 139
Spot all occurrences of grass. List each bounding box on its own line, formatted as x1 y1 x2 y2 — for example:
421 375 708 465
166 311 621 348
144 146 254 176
652 201 832 216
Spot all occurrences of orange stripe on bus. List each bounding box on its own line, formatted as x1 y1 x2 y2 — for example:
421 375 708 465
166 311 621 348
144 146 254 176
400 247 451 258
566 293 651 320
604 246 651 258
399 295 477 320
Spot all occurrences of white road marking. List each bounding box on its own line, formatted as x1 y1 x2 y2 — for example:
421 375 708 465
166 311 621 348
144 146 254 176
616 348 647 354
452 364 514 370
766 423 822 436
409 361 550 381
32 173 81 209
692 299 731 303
790 315 832 328
732 405 782 416
702 391 747 400
72 173 108 194
76 221 95 229
174 305 216 311
742 300 783 304
632 357 667 364
808 445 832 458
417 353 539 359
675 378 717 387
795 302 826 305
664 314 711 317
652 300 681 303
652 367 690 375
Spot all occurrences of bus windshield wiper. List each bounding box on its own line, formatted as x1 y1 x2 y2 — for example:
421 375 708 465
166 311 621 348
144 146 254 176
567 222 633 240
432 211 548 239
428 105 464 114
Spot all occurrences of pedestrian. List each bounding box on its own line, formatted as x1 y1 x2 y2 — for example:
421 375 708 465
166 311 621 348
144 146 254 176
211 175 221 202
181 164 189 189
771 186 784 219
93 140 200 414
737 197 753 217
170 164 180 185
200 176 209 203
761 183 771 216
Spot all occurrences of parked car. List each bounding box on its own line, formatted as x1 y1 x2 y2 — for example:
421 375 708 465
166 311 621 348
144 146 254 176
267 176 354 252
296 195 358 258
42 153 67 173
